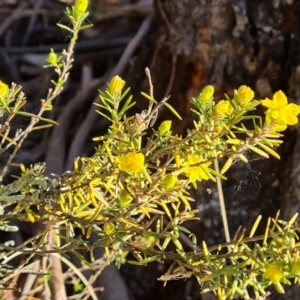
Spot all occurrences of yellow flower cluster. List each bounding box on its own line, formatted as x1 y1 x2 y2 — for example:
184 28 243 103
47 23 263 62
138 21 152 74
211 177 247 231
262 90 300 131
214 85 255 117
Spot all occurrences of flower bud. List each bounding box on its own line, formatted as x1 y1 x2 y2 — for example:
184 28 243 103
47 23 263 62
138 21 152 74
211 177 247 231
158 120 172 136
119 189 133 207
74 0 88 15
47 49 59 65
236 85 254 106
109 76 125 97
199 85 214 104
160 174 178 190
104 222 115 235
214 100 233 117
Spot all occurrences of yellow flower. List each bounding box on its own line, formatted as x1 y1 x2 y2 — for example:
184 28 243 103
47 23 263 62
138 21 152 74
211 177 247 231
184 162 211 186
236 85 254 106
262 90 300 126
183 154 200 166
109 75 125 97
158 120 172 136
181 155 211 186
116 152 145 173
160 174 178 190
262 90 288 110
214 100 233 117
199 85 214 104
264 264 283 283
0 81 9 98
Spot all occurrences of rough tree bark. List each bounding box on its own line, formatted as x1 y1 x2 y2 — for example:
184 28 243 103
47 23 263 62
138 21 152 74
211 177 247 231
126 0 300 298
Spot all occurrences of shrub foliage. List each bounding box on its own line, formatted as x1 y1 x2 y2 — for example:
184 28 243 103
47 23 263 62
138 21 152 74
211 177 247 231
0 1 300 299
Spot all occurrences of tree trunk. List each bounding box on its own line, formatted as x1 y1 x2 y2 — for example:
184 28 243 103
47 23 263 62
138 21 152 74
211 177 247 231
127 0 300 298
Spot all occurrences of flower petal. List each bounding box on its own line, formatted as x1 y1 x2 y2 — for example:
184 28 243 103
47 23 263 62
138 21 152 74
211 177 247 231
284 113 299 125
262 98 276 109
273 90 287 108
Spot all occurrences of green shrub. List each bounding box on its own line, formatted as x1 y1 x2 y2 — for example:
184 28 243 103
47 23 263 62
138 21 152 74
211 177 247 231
0 1 300 299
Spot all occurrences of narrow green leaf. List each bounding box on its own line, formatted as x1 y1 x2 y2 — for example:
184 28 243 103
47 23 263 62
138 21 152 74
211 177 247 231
264 132 282 139
80 24 93 30
95 110 112 122
177 225 191 234
72 251 95 270
143 231 159 238
119 87 131 102
32 124 54 131
163 102 182 120
178 193 191 210
127 260 145 266
56 23 74 33
190 108 201 117
242 115 261 120
257 142 280 159
115 248 123 269
60 252 71 260
261 137 283 146
237 153 248 163
38 117 58 125
247 144 269 158
171 235 183 251
208 168 227 180
141 92 157 103
221 156 234 174
98 97 113 109
118 96 135 117
227 138 242 145
159 200 172 219
162 237 171 250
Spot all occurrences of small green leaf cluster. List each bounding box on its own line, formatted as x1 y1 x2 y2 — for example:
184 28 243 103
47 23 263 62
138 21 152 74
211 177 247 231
157 213 300 300
0 0 91 179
